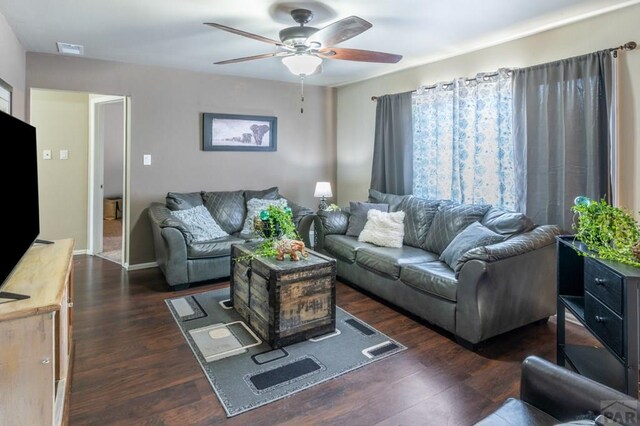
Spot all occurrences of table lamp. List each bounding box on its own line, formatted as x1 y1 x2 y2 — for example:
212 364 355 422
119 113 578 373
314 182 332 211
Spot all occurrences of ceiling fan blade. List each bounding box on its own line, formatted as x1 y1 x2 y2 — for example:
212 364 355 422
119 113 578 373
214 52 288 65
318 47 402 63
205 22 285 47
306 16 372 47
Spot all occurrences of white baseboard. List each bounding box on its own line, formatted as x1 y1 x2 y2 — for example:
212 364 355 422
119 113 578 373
73 249 88 255
126 261 158 271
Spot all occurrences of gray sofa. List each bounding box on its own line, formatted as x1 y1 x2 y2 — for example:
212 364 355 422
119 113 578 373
148 187 313 289
313 190 561 348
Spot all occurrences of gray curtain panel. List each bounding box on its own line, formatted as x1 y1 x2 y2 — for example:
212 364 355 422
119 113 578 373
513 50 613 231
370 91 414 195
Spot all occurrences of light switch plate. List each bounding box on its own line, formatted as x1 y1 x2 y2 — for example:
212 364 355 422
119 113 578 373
143 154 151 165
59 149 69 160
43 149 52 160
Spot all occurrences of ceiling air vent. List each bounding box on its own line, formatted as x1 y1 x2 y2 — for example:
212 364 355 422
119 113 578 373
56 42 84 55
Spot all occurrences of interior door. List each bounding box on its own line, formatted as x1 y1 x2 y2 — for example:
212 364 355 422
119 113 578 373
88 95 123 256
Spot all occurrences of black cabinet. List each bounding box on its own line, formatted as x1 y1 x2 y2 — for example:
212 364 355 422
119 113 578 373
557 235 640 397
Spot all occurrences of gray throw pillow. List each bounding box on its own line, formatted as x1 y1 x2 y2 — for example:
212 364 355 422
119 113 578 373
368 189 411 212
166 192 203 211
423 203 491 254
244 187 279 203
401 197 441 248
439 221 506 271
201 190 246 234
170 205 228 242
346 202 388 237
481 206 535 236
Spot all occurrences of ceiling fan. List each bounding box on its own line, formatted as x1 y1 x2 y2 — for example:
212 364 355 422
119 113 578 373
204 8 402 77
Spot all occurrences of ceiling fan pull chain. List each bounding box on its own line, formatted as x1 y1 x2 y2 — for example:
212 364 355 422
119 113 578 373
300 76 305 114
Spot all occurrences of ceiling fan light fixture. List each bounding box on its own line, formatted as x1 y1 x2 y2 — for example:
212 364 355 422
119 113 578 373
282 54 322 76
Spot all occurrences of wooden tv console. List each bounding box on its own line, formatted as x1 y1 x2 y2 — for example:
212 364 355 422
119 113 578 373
0 239 74 425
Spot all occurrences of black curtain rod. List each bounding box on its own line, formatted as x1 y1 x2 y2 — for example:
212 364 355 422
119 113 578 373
371 41 637 102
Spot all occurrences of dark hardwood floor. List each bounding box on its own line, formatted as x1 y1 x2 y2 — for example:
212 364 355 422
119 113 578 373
69 255 594 425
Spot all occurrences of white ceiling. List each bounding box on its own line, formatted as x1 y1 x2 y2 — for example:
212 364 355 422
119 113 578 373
0 0 637 87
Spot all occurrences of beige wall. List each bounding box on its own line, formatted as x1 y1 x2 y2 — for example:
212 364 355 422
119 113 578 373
30 90 89 249
336 4 640 219
0 10 25 119
26 54 337 264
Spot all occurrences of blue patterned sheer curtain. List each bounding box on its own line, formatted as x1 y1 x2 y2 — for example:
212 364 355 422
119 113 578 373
412 69 516 210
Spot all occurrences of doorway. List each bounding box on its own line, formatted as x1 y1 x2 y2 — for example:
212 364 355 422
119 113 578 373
88 95 128 265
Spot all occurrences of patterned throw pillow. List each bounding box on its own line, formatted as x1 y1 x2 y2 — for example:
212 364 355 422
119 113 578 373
170 205 228 242
358 210 406 248
241 198 288 237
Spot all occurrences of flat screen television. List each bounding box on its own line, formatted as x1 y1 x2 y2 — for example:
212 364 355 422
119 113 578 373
0 111 40 301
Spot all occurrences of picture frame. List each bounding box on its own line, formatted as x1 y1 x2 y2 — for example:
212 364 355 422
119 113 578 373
0 78 12 115
202 113 277 152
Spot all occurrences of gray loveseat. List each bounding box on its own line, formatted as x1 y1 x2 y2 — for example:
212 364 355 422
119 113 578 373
313 190 561 348
148 186 313 290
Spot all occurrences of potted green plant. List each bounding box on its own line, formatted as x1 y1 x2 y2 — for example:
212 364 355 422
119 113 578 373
240 204 306 261
572 197 640 267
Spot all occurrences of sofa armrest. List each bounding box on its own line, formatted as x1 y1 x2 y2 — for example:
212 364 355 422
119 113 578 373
280 197 314 227
149 202 196 243
297 214 315 248
455 240 558 344
148 203 189 286
314 210 350 251
455 225 561 272
520 356 637 424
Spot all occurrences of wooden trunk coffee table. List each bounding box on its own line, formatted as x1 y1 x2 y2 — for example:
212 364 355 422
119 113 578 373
230 242 337 348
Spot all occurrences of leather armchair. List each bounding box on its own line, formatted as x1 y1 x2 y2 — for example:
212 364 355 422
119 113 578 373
476 356 638 425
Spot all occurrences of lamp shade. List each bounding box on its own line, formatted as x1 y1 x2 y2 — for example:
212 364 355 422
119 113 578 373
314 182 332 198
282 55 322 76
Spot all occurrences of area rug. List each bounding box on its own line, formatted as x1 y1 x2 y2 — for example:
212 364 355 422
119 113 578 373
166 288 406 417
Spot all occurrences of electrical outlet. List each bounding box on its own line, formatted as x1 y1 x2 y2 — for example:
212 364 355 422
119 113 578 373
143 154 151 165
59 149 69 160
43 149 52 160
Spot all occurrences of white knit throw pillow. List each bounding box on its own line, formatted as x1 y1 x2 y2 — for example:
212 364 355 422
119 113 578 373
358 210 405 248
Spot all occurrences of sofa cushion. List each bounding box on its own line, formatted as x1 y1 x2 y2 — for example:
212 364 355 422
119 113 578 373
324 235 373 263
423 203 491 254
170 205 228 242
358 210 405 248
202 190 246 234
474 398 559 426
440 221 506 271
318 210 350 235
187 235 245 259
346 201 388 237
356 246 437 279
401 197 440 248
481 206 535 236
368 189 411 212
240 198 288 237
166 192 203 211
245 186 279 202
400 261 458 302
